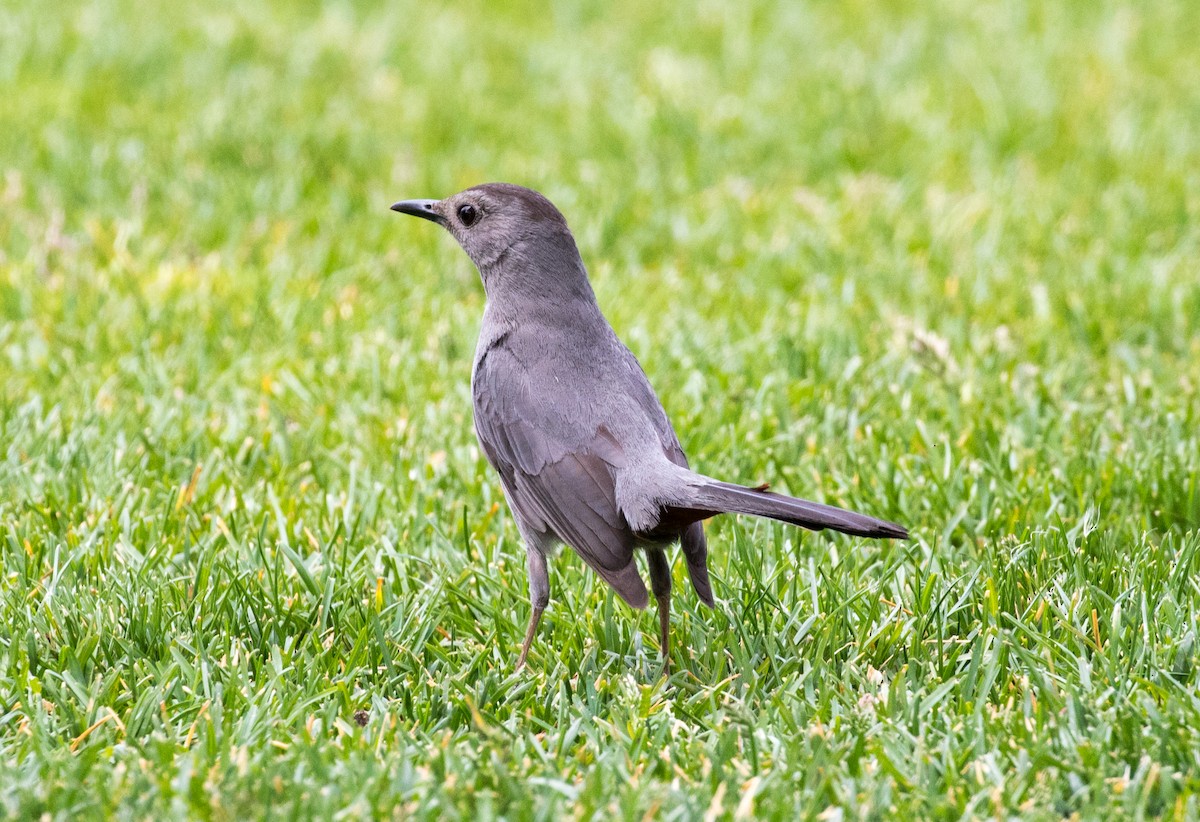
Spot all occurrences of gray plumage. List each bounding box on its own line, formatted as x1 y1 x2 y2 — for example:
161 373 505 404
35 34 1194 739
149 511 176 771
391 183 907 669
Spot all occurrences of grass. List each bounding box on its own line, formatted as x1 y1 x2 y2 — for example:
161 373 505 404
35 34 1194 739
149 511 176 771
2 0 1199 817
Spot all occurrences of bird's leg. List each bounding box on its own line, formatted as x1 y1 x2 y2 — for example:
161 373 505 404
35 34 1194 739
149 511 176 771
646 548 673 674
516 545 550 671
515 607 543 671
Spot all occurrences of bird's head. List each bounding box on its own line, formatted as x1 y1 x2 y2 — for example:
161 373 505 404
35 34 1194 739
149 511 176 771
391 183 574 275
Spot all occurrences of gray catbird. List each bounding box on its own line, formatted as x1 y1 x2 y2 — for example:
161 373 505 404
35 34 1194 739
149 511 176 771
391 183 907 670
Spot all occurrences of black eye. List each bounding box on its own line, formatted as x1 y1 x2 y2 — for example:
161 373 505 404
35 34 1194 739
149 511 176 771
457 204 479 227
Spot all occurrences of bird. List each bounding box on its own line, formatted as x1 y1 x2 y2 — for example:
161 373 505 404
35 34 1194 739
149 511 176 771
391 183 907 671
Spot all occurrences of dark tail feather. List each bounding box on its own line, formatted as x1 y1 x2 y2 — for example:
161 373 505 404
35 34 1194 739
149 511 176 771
668 479 907 540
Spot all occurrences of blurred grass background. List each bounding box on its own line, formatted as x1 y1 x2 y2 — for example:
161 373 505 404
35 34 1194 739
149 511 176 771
2 0 1200 817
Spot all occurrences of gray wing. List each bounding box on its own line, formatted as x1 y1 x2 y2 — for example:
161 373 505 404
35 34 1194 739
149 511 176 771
472 343 651 608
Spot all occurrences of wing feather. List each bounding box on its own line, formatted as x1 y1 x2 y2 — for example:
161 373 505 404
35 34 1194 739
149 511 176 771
473 345 650 607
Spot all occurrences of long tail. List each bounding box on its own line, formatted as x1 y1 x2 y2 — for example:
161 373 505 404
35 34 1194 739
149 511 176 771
663 477 907 540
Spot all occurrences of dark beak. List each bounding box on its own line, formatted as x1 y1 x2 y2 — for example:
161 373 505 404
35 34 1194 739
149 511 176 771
390 198 445 224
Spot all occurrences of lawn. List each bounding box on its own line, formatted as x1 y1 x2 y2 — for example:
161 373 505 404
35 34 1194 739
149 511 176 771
2 0 1199 818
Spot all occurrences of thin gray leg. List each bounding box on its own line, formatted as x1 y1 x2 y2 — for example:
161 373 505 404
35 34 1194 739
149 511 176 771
646 548 672 673
515 545 550 671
